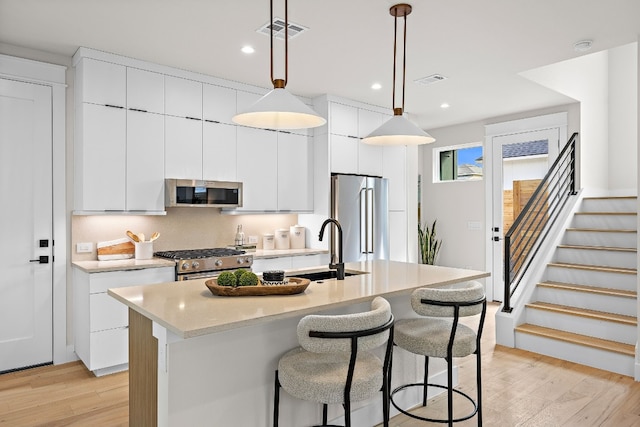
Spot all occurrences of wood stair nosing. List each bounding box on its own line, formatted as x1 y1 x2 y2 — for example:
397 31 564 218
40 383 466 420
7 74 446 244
565 227 637 233
537 281 637 298
556 244 637 253
547 262 637 275
583 196 638 201
526 301 637 326
515 323 635 356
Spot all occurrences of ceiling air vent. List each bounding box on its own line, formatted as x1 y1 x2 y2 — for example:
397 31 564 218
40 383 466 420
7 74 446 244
257 18 308 40
414 74 447 86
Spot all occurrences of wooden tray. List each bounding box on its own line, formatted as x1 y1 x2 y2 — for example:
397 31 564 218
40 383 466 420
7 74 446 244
205 277 311 296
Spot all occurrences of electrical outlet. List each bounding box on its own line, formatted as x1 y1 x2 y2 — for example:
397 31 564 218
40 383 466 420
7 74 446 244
77 242 93 253
248 235 258 244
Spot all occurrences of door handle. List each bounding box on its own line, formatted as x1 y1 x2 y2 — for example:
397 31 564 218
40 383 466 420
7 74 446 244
29 256 49 264
492 236 502 242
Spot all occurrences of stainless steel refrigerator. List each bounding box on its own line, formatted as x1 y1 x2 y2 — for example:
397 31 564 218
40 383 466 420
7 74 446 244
330 174 389 263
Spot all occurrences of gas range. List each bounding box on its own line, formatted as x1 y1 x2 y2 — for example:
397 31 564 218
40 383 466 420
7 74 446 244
154 248 253 281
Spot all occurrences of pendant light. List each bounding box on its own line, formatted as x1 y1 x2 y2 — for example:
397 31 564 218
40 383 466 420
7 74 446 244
363 3 435 146
232 0 326 130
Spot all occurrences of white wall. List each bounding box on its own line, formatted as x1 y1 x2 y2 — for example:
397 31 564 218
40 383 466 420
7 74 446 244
420 104 580 272
503 156 549 190
609 43 638 194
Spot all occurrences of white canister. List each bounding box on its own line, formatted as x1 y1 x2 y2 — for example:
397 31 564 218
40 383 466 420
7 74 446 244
263 233 275 250
134 241 154 260
275 228 290 250
289 225 305 249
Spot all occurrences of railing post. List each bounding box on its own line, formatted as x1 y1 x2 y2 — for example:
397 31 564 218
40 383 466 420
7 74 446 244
503 235 512 313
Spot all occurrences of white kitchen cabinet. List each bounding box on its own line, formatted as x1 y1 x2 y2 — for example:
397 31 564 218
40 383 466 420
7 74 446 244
75 103 126 211
73 266 174 376
77 58 126 107
127 110 165 211
383 145 407 211
330 102 358 137
165 115 203 179
252 257 293 273
127 67 164 114
291 254 329 269
165 75 202 119
203 84 237 124
277 132 313 211
330 134 359 174
357 109 384 176
389 210 408 262
236 126 278 211
203 121 237 181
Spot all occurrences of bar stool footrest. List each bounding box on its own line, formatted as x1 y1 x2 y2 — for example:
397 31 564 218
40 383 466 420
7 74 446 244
390 382 478 424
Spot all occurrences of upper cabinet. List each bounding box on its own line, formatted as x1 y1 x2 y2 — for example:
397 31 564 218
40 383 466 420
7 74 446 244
203 84 237 124
127 68 164 114
329 103 358 138
236 127 278 211
165 76 202 119
277 132 313 211
77 58 126 107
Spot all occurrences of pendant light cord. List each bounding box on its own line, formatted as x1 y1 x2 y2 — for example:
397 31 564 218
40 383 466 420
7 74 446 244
392 9 408 114
270 0 288 88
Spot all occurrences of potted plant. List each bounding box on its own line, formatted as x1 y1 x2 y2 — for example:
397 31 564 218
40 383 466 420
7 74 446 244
418 220 442 265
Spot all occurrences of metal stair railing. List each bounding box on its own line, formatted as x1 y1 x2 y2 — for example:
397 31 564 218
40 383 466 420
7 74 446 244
502 132 578 313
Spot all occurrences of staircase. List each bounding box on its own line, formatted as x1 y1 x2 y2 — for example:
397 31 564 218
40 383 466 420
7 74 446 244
514 196 638 377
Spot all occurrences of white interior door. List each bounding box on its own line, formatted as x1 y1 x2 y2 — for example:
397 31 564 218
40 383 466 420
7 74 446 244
490 128 560 302
0 78 53 372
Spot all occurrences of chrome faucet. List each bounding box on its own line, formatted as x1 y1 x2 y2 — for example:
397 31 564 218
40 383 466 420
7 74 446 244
318 218 345 280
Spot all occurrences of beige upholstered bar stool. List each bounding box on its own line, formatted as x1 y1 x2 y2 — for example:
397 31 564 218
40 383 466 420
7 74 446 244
273 296 394 427
391 281 486 427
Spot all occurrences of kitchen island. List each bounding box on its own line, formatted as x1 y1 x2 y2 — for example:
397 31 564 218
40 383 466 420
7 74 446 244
108 260 489 426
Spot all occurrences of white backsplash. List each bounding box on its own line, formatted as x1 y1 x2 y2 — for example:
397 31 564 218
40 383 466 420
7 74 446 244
71 209 298 261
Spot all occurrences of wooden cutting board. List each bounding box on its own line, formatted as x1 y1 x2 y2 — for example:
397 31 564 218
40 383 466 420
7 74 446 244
97 238 134 260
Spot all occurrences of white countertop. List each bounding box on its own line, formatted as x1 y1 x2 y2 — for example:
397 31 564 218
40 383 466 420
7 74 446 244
252 248 328 258
72 258 176 273
108 260 489 339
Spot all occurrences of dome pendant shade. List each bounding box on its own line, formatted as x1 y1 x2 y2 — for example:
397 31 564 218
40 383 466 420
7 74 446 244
232 86 326 130
363 112 435 146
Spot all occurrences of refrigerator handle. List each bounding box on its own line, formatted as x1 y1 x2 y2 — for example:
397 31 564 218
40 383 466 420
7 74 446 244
360 188 366 254
368 187 374 253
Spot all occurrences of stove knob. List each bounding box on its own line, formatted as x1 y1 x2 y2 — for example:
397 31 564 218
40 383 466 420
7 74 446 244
181 262 191 270
215 259 223 267
237 258 244 264
192 261 200 269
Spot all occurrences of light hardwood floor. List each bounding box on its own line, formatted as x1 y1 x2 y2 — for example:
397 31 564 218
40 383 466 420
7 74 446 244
2 302 640 426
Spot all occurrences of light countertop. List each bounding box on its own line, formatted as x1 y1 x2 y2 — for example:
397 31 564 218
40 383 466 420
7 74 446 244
252 248 328 258
72 258 176 273
108 260 489 339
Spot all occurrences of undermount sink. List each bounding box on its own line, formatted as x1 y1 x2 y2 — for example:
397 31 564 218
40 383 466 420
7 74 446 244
287 270 367 281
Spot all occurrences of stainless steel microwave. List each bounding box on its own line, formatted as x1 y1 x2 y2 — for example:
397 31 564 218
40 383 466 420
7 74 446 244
165 179 243 208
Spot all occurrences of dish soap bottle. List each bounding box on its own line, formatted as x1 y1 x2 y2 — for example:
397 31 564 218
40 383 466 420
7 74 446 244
235 225 245 247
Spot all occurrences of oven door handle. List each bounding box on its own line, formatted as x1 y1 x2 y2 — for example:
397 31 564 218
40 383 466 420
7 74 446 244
178 272 223 281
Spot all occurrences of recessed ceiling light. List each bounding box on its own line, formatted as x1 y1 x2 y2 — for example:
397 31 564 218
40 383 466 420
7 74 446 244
440 103 450 109
573 40 593 52
371 83 382 90
241 45 255 54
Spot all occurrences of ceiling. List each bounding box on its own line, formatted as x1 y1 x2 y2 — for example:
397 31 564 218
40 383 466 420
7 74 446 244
1 0 638 130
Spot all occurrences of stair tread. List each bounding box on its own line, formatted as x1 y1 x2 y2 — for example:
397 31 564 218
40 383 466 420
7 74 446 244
566 227 637 233
575 212 637 215
547 262 637 274
526 301 637 325
557 244 637 253
583 196 637 200
515 323 635 356
538 281 637 298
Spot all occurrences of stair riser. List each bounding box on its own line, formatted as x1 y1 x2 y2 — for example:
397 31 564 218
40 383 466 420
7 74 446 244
554 248 637 270
515 331 634 377
525 308 637 345
536 286 637 317
580 198 638 213
571 214 637 230
562 230 637 248
545 267 636 291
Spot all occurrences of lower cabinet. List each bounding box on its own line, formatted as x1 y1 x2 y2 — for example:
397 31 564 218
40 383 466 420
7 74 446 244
73 266 174 376
252 254 329 273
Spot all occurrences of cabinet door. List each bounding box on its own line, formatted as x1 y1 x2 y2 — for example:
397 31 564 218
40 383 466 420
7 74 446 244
383 145 407 211
330 134 358 174
127 68 164 114
329 103 358 137
277 132 312 211
203 84 237 124
357 109 384 176
389 210 408 262
165 116 203 179
236 126 277 211
90 293 128 332
127 110 165 211
251 257 293 273
203 121 237 181
78 103 126 211
165 76 202 119
78 58 126 107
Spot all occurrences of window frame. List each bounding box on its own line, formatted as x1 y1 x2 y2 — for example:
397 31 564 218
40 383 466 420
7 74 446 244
432 141 484 183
